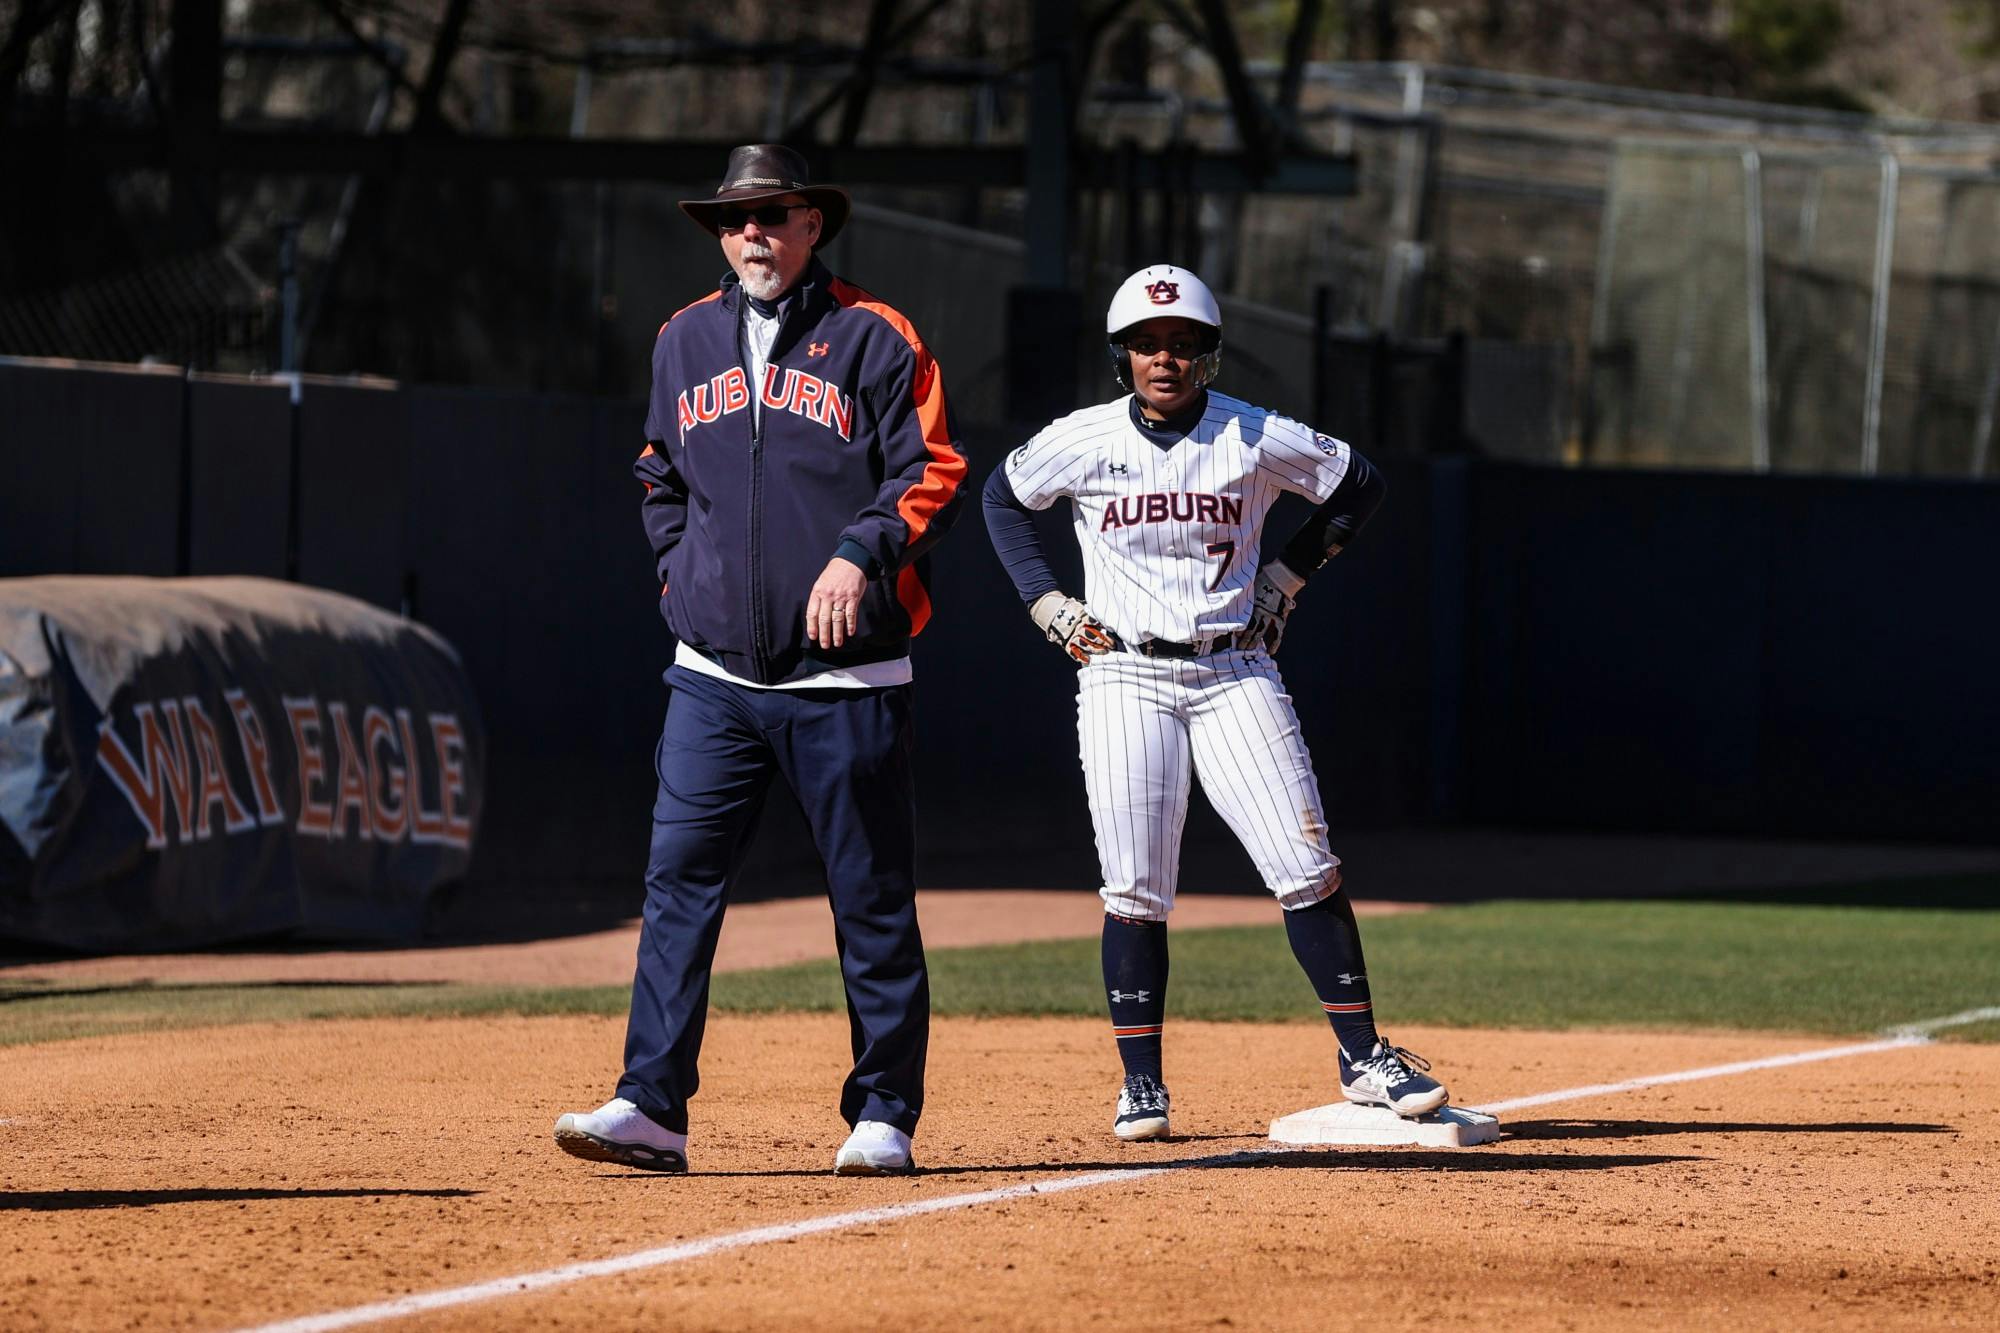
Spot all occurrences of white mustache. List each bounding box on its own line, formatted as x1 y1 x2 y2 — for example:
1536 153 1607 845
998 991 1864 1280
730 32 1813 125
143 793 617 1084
741 243 775 262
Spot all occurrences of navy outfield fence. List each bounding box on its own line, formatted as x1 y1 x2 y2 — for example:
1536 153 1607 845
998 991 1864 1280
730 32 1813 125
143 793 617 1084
4 356 1997 910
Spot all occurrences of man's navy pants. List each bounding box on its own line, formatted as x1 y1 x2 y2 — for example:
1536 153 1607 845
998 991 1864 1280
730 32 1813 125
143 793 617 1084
617 664 928 1136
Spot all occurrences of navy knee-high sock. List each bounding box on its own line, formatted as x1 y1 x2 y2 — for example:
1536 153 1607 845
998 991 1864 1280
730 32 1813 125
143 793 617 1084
1282 890 1381 1060
1101 914 1168 1081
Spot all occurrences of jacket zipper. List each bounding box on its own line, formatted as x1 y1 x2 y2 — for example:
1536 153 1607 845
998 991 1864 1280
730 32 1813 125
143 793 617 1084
744 308 771 684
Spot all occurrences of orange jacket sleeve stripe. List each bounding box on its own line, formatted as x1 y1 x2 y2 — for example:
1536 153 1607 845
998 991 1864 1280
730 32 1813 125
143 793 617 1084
828 278 967 544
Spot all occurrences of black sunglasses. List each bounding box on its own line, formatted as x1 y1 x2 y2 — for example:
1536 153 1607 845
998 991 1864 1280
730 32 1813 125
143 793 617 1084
716 203 808 230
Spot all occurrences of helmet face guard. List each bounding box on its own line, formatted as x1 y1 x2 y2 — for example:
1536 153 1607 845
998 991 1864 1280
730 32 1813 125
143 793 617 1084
1105 265 1222 392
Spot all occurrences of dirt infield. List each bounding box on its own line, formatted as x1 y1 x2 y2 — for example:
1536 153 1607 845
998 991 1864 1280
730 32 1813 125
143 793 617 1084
2 1017 1995 1331
2 893 1996 1331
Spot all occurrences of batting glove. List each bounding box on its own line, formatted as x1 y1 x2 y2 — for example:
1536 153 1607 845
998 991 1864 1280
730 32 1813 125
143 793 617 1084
1238 561 1303 656
1029 591 1116 664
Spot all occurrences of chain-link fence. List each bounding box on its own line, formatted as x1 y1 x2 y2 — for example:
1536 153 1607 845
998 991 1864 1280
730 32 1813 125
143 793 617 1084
1586 142 2000 477
12 53 2000 477
0 246 271 370
1889 171 2000 477
1587 143 1765 470
1252 63 2000 478
833 202 1319 427
1759 153 1882 472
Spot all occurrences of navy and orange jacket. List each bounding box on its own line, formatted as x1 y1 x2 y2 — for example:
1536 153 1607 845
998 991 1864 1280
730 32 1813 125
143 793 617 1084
637 258 968 685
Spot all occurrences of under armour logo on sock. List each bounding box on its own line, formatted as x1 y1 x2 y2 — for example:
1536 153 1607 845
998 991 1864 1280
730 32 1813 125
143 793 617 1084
1109 989 1152 1002
1336 973 1366 985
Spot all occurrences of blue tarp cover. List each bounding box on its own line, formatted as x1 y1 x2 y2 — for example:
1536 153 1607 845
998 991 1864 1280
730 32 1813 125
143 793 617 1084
0 576 483 950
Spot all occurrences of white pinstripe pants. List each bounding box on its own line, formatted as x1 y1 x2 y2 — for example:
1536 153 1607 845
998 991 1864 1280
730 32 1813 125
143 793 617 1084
1076 648 1341 921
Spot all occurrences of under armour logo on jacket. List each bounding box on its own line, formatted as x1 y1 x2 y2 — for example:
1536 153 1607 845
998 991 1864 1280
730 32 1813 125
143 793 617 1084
808 342 830 357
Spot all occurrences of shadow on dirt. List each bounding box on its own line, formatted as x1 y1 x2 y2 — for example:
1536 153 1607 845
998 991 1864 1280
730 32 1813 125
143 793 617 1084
1 1186 480 1212
601 1149 1702 1180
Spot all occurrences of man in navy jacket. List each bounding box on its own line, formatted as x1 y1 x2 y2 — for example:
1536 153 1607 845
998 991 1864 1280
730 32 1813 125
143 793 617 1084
555 144 968 1177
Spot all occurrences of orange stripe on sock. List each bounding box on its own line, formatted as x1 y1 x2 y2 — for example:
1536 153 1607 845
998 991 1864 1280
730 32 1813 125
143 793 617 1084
1321 1001 1373 1013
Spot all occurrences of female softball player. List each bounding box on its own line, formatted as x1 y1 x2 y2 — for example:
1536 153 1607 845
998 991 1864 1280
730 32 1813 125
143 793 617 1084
981 264 1448 1140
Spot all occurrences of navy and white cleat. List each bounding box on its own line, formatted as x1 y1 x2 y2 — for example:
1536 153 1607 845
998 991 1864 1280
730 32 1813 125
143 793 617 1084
1113 1073 1172 1141
1339 1040 1450 1118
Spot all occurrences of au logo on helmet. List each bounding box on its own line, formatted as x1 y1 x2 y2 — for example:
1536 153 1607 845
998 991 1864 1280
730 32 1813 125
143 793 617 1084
1146 280 1180 304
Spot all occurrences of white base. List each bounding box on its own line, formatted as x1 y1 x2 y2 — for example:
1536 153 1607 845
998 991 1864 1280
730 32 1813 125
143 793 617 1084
1268 1101 1500 1148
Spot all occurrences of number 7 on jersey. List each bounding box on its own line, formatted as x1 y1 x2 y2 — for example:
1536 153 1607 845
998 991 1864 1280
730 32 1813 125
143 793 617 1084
1205 540 1236 592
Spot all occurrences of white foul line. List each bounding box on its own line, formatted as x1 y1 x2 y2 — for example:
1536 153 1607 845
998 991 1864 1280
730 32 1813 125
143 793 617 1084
1886 1005 2000 1039
1465 1034 1929 1116
232 1008 1985 1333
235 1157 1255 1333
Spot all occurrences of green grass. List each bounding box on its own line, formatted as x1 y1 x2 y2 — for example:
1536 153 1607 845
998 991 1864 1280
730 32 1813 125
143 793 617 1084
2 899 1995 1047
0 981 628 1048
709 900 2000 1039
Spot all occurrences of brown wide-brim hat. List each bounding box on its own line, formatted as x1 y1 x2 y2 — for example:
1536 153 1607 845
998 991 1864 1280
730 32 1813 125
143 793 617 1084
677 144 852 248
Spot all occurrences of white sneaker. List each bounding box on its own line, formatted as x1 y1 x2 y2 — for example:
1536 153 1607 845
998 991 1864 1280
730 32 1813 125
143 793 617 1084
553 1097 688 1172
834 1119 915 1175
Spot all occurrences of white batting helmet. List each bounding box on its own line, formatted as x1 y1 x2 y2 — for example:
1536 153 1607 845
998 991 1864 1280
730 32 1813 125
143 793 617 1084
1105 264 1223 390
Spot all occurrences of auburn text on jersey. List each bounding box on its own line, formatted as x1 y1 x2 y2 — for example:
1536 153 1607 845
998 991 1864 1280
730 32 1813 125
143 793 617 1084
1098 492 1246 531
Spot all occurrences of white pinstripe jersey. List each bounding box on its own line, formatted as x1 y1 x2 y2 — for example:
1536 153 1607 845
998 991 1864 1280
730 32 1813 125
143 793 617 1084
1003 391 1352 645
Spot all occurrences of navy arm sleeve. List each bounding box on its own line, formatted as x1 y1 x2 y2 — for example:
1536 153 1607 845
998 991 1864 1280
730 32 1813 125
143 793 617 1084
637 320 691 589
981 466 1063 607
635 443 689 589
1276 449 1387 579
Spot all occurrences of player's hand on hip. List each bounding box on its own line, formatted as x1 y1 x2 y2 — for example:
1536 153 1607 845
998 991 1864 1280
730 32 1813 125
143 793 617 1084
1238 562 1301 656
806 558 868 649
1029 591 1116 664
